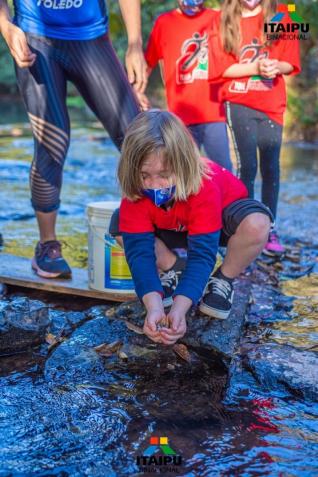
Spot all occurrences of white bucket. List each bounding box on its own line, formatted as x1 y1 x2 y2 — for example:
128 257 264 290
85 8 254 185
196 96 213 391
87 201 136 294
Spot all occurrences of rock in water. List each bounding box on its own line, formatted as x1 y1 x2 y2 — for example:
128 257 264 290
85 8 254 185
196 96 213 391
0 297 49 355
245 343 318 401
184 278 252 363
104 278 252 365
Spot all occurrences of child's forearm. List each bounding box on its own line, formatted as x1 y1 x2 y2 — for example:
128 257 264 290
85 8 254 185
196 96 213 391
171 295 192 315
223 62 259 78
277 61 294 75
143 291 164 312
0 1 11 35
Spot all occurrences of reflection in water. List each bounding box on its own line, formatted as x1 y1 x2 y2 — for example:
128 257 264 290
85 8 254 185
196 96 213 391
0 121 318 475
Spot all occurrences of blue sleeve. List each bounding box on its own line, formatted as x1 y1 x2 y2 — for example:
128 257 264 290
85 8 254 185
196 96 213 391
122 232 163 300
173 231 220 304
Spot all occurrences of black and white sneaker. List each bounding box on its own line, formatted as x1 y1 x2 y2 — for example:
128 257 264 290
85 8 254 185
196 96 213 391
199 269 234 319
159 257 186 307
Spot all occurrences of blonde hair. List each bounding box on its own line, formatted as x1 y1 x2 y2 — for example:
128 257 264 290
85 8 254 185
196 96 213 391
118 110 210 201
220 0 277 56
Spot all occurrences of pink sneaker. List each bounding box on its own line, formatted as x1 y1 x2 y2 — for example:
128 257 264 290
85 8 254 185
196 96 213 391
263 231 285 256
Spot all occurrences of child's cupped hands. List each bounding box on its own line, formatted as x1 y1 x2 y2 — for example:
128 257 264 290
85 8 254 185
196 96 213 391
143 308 167 343
143 308 187 345
159 309 187 345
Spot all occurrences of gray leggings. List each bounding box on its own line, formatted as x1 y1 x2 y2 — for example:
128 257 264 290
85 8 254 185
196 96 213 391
15 33 139 213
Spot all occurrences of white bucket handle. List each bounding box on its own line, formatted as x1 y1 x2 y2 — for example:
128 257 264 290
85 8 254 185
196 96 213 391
90 225 123 250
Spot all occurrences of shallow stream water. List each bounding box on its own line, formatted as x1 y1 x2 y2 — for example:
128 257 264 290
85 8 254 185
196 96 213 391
0 102 317 476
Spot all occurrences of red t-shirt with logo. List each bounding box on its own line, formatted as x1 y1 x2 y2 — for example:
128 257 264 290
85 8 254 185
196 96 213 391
209 11 301 125
119 160 247 235
145 8 225 126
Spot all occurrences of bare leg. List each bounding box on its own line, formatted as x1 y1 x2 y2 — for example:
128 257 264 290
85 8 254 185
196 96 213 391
115 236 176 271
36 211 58 243
221 213 270 278
155 238 177 271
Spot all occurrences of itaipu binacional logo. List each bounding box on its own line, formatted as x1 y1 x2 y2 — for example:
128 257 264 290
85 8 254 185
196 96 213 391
136 436 182 473
264 4 310 41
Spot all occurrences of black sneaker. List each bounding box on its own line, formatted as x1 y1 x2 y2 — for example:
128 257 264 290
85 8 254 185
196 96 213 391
159 257 186 307
32 240 72 279
199 269 234 319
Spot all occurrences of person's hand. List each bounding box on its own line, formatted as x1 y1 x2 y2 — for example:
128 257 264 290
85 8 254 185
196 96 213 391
258 58 280 79
143 308 167 343
134 90 151 111
125 43 148 93
159 309 187 345
2 21 36 68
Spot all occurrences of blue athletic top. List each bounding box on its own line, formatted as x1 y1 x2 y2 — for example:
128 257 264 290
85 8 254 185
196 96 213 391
13 0 108 40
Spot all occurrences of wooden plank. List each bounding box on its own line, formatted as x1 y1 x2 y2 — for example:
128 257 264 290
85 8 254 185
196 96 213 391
0 254 136 302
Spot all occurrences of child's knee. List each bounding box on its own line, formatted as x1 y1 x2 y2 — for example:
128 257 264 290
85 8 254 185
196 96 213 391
240 213 271 244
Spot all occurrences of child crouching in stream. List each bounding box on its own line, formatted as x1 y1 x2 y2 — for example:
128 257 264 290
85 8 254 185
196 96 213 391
110 111 272 345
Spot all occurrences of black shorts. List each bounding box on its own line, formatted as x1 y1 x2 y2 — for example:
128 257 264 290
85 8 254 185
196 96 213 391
109 198 273 249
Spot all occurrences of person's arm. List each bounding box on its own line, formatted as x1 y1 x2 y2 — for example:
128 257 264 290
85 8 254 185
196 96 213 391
122 231 167 343
118 0 147 93
223 62 260 78
0 0 36 68
224 59 294 79
258 58 294 79
122 231 164 300
158 232 220 345
143 291 166 343
275 61 294 75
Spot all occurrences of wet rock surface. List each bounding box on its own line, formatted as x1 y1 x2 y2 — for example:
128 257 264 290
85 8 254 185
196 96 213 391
107 277 251 364
239 244 318 402
185 278 251 361
0 297 50 354
245 343 318 401
0 294 89 355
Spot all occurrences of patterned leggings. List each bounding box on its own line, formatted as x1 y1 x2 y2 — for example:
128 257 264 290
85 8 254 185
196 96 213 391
15 33 139 212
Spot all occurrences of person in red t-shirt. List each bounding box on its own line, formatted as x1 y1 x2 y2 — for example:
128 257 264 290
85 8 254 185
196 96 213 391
142 0 232 171
210 0 301 254
109 110 272 345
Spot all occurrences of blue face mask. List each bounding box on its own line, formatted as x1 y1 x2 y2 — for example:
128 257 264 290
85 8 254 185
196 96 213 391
179 0 204 16
142 185 176 207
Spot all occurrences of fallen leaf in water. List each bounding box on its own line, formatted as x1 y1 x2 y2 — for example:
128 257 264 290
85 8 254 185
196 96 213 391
45 333 57 345
125 321 144 334
124 344 154 357
285 253 301 263
273 262 284 271
256 260 275 274
173 343 191 363
118 351 129 360
94 340 123 357
45 333 65 351
105 307 117 318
